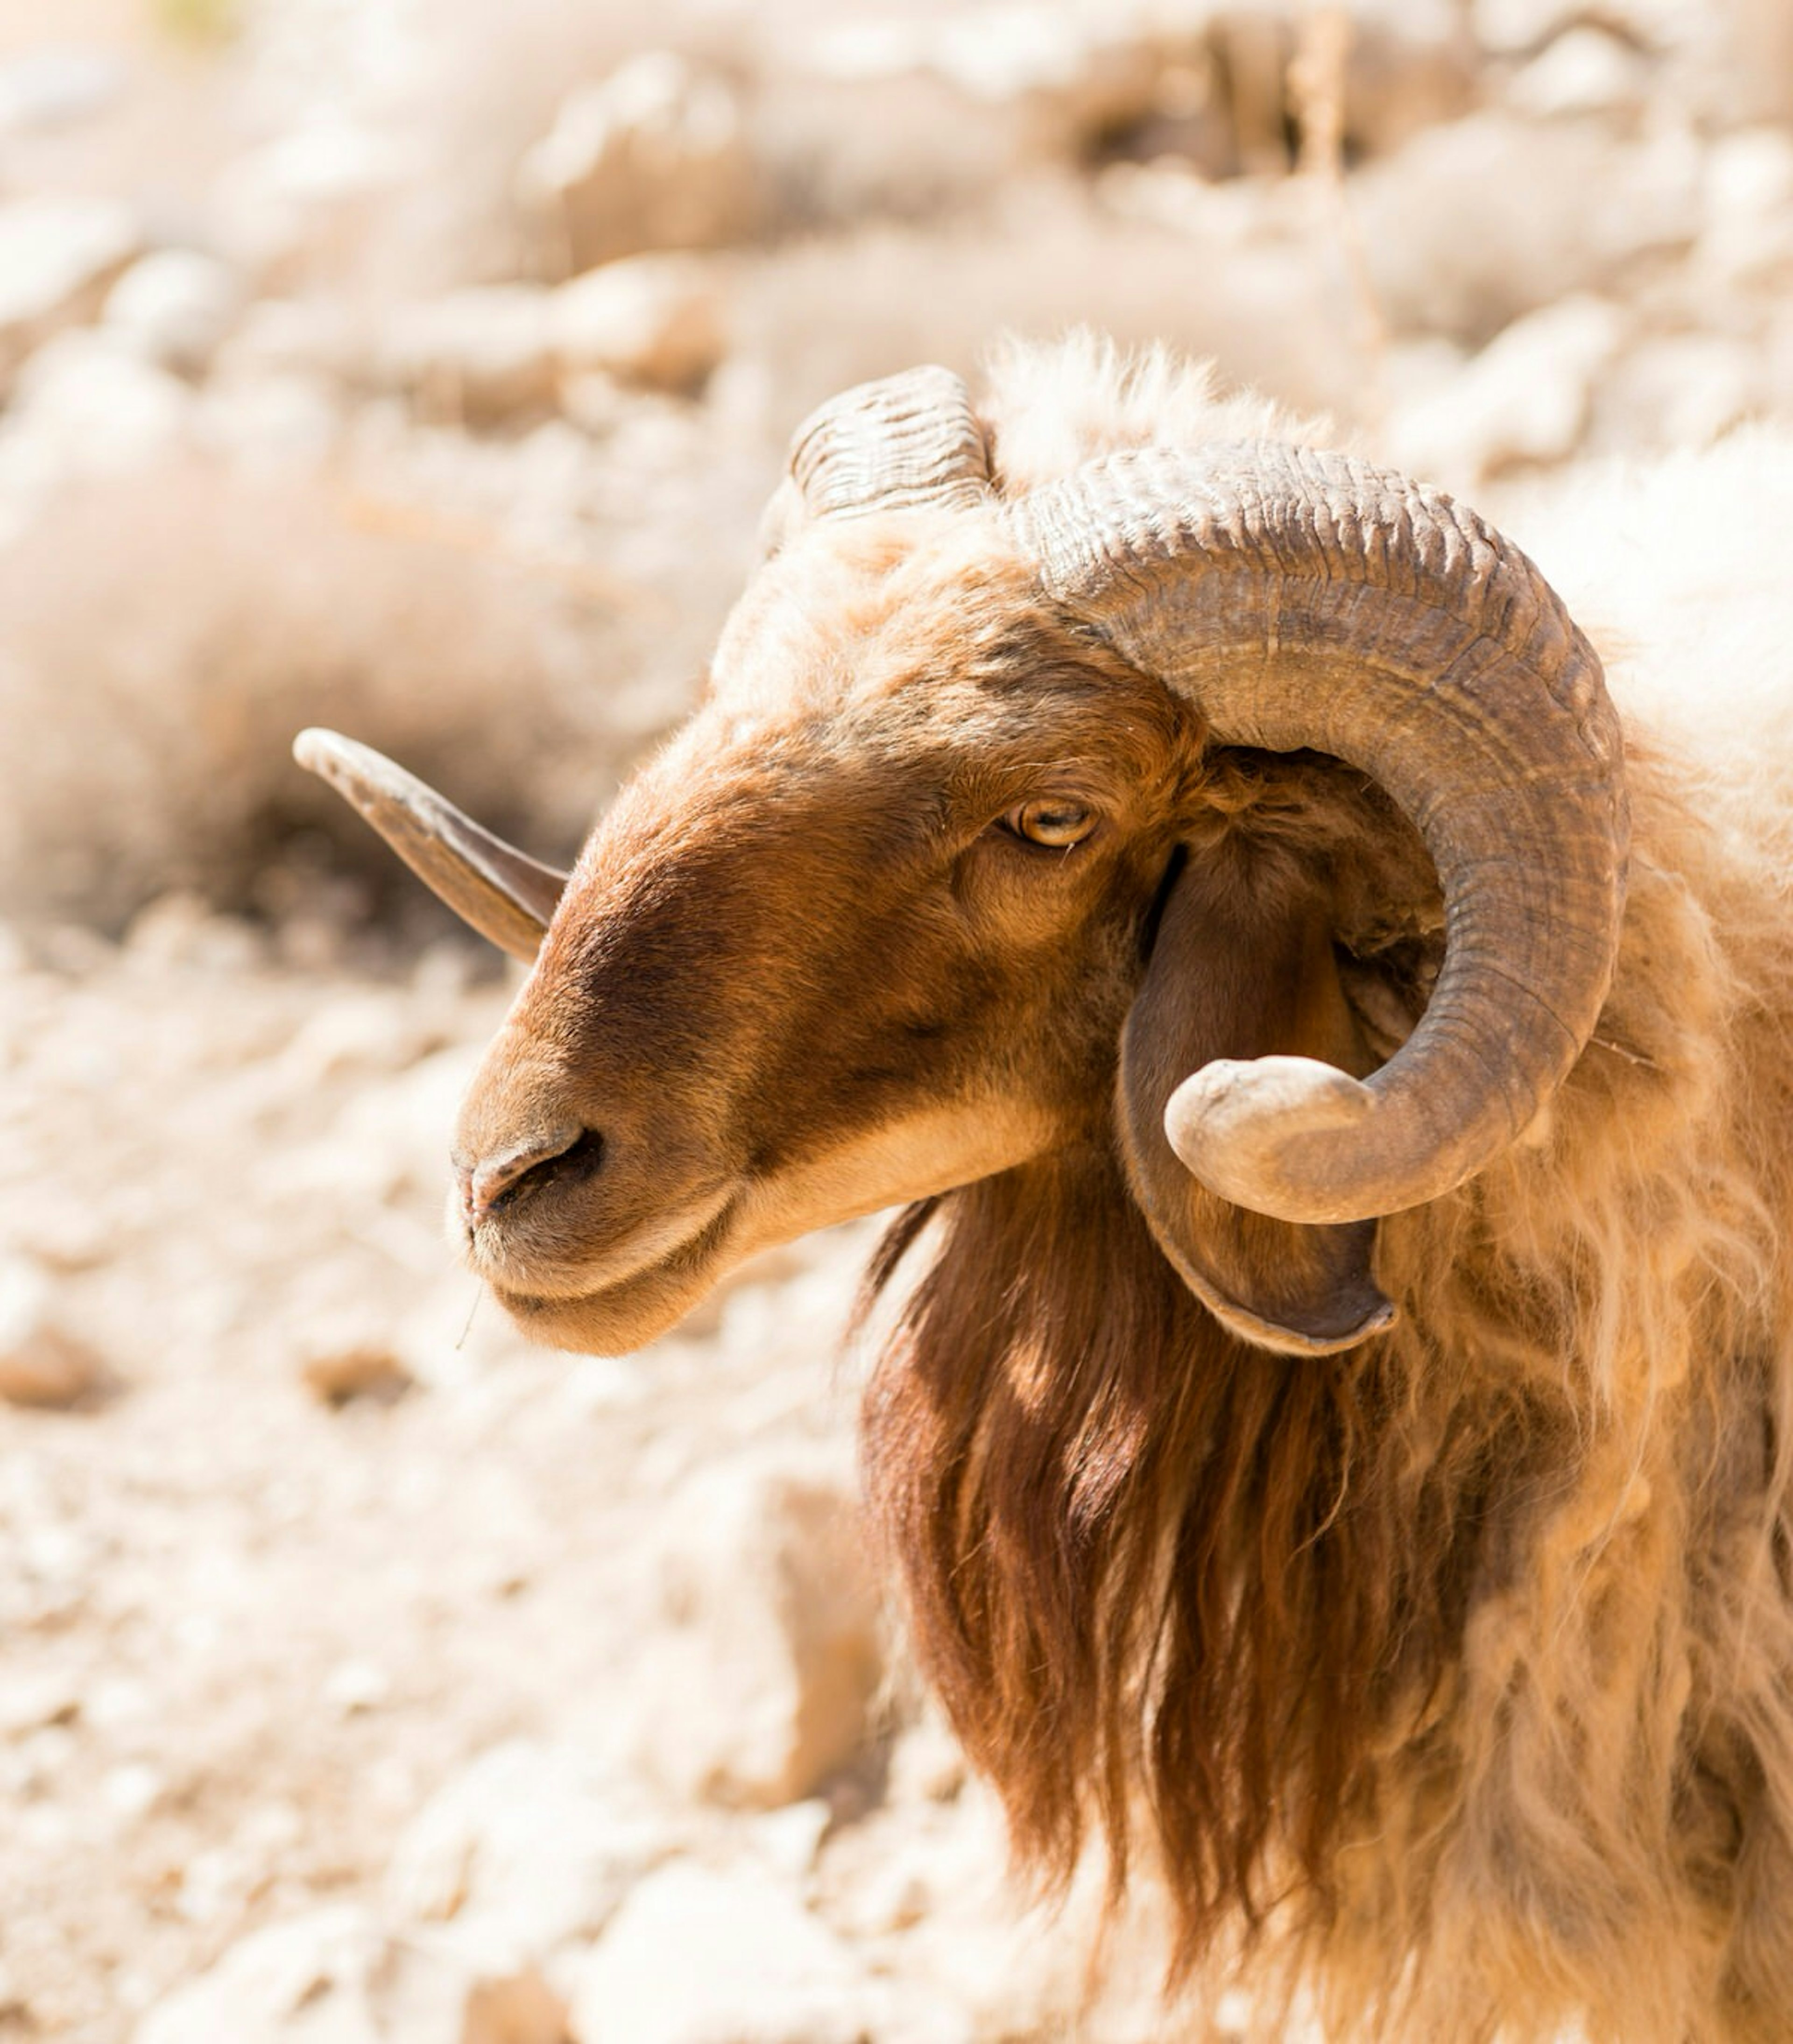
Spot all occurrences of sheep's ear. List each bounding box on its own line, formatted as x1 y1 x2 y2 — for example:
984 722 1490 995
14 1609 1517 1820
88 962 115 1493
1117 852 1397 1356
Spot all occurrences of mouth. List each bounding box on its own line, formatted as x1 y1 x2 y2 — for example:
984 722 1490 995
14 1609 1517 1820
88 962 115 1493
457 1095 1059 1354
476 1189 745 1353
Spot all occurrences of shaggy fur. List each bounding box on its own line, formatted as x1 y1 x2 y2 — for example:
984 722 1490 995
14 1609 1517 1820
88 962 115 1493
854 344 1793 2041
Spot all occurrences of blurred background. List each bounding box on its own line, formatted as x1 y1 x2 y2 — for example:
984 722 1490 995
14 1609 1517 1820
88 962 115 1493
0 1 1788 2038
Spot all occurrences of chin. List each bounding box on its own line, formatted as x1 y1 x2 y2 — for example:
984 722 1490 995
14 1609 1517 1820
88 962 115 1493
484 1208 743 1355
491 1272 701 1353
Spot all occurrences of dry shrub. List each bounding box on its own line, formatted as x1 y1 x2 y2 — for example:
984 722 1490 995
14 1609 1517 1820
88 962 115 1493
0 458 654 932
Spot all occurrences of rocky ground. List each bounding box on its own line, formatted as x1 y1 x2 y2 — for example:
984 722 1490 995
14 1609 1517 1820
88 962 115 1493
1 1 1791 2038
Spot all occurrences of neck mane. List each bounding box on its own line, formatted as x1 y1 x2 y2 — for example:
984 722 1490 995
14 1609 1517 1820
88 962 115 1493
861 1142 1567 1986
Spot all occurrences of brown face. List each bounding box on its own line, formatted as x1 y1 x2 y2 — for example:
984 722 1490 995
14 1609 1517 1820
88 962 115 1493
449 526 1198 1352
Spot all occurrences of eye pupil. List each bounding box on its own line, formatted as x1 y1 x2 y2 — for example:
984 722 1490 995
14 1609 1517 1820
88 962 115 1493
1010 798 1095 847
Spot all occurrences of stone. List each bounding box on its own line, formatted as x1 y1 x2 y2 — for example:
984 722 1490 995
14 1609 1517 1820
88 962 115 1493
1355 113 1699 341
1384 294 1626 482
379 287 555 427
211 124 416 286
0 1671 82 1738
564 1863 876 2044
300 1344 415 1409
0 1257 105 1409
1507 26 1649 119
0 194 142 386
386 1740 682 1958
1336 0 1480 159
1472 0 1581 56
922 6 1165 160
197 371 343 472
0 46 127 135
515 55 762 273
322 1661 393 1717
124 892 266 972
1594 334 1758 454
1708 0 1793 126
1699 127 1793 288
212 296 367 385
131 1906 569 2044
550 256 726 397
103 250 243 377
1 332 194 486
633 1443 885 1810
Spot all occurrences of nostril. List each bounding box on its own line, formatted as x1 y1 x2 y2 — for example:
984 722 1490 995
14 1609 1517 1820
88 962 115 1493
466 1127 605 1221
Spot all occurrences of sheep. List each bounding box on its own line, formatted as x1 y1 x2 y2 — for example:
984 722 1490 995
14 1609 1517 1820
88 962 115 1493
296 336 1793 2042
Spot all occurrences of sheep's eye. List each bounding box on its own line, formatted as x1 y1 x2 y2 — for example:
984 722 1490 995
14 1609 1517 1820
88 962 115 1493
1005 797 1097 848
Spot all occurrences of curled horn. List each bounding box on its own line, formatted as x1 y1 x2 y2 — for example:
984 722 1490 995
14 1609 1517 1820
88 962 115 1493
761 366 992 551
1006 444 1628 1226
293 728 567 963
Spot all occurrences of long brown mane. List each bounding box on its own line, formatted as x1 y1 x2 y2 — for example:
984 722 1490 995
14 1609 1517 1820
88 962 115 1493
863 1142 1579 1997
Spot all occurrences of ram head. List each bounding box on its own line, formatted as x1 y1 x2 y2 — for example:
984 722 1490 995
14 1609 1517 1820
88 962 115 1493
298 364 1626 1360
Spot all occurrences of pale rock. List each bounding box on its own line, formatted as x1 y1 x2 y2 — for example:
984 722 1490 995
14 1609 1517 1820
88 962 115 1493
269 992 439 1091
806 1 1470 171
551 256 726 397
633 1443 885 1810
0 331 194 485
1472 0 1582 55
918 7 1118 103
823 1793 1010 1945
124 892 265 972
737 1798 833 1883
131 1906 569 2044
1384 295 1626 482
919 6 1165 161
212 124 418 284
565 1863 898 2044
322 1660 393 1716
86 1675 155 1730
103 250 243 376
1507 26 1649 119
1322 0 1480 162
176 1845 252 1927
1355 113 1698 340
0 1256 105 1409
1595 334 1758 453
557 1353 650 1420
386 1740 683 1957
0 46 127 134
380 288 555 427
0 1670 81 1737
197 370 343 471
515 55 762 273
212 296 367 385
1699 128 1793 288
103 1761 164 1821
0 193 142 384
301 1344 415 1409
883 1702 969 1806
1709 0 1793 126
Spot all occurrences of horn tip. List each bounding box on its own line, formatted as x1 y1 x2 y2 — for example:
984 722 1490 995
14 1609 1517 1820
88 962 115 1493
293 726 347 776
1166 1057 1377 1220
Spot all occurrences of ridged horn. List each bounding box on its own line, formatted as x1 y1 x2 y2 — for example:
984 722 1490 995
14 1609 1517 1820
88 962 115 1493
293 728 566 963
1005 443 1628 1225
788 365 992 522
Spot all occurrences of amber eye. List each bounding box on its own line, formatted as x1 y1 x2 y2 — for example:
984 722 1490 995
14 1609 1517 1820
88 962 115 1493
1005 797 1097 848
